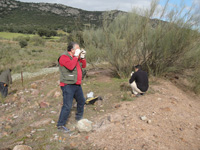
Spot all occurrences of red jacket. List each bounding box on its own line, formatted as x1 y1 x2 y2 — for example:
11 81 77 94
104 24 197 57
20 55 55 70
59 53 86 86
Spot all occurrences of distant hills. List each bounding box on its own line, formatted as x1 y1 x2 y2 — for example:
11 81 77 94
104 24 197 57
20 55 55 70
0 0 124 33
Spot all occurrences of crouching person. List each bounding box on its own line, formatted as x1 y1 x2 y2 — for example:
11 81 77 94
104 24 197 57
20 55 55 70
57 42 87 133
129 65 148 97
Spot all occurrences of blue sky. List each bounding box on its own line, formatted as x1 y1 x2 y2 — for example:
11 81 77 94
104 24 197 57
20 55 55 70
160 0 193 7
18 0 199 12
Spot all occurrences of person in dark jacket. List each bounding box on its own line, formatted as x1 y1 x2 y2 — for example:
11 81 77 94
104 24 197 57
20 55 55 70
129 65 148 96
0 69 12 98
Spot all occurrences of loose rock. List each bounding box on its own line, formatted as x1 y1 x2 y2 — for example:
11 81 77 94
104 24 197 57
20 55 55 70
39 102 49 108
147 120 152 124
76 119 93 132
140 116 147 121
13 145 32 150
31 83 37 89
31 89 39 96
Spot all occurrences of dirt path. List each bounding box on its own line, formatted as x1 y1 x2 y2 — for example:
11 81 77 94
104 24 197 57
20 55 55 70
88 79 200 150
1 68 200 150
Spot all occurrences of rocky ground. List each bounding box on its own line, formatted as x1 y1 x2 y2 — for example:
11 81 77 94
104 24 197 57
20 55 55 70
0 68 200 150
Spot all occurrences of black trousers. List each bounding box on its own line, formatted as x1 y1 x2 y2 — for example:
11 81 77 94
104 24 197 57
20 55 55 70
0 82 8 98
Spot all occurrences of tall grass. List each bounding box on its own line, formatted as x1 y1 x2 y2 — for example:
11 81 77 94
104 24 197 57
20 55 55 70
0 40 65 73
0 32 34 39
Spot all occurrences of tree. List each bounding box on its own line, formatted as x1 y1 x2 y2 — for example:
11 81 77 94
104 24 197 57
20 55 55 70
37 28 57 37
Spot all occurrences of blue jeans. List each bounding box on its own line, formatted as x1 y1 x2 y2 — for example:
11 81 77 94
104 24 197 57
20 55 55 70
57 84 85 127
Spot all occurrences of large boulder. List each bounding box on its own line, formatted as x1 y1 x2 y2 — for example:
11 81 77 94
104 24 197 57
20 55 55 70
76 119 93 132
13 145 32 150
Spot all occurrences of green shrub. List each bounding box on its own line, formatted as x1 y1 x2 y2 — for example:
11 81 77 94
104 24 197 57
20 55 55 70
68 31 84 47
83 28 106 64
29 36 45 46
19 39 28 48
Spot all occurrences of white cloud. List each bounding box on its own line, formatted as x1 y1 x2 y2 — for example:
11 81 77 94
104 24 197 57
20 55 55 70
18 0 152 12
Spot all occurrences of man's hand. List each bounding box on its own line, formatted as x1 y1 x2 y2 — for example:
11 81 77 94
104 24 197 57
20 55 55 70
80 49 86 59
130 71 134 76
74 49 81 57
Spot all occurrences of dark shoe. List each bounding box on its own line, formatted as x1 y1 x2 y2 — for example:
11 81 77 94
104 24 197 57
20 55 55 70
140 93 145 96
75 117 83 121
57 126 71 133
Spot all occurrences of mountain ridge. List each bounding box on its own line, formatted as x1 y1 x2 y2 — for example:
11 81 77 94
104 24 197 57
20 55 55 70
0 0 124 33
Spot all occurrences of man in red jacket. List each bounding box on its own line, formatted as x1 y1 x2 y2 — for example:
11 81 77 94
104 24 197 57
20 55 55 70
57 42 86 133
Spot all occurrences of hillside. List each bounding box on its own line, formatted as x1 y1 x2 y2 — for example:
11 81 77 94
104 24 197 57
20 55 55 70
0 0 123 33
0 68 200 150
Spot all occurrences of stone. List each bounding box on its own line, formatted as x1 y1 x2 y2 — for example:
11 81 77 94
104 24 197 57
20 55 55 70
54 91 61 98
13 145 32 150
19 97 26 103
160 107 171 112
147 120 152 124
76 119 93 132
107 114 122 122
70 142 77 147
13 115 18 119
50 111 57 114
31 83 37 89
18 91 24 96
51 120 55 124
26 134 32 138
157 98 162 101
31 89 39 96
39 102 49 108
140 116 147 121
114 104 121 109
31 130 36 134
30 118 51 128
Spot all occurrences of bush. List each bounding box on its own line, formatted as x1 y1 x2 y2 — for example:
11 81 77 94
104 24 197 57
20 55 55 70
83 0 200 78
68 31 84 47
83 28 106 64
58 36 68 43
19 39 28 48
29 36 45 46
